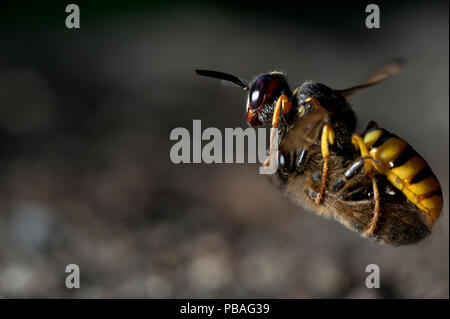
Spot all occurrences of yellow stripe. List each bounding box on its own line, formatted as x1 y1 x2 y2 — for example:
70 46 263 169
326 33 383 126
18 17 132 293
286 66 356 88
363 129 443 225
363 129 383 148
408 176 440 195
371 137 408 163
391 156 427 181
385 172 405 191
421 196 443 209
387 167 442 224
416 201 440 225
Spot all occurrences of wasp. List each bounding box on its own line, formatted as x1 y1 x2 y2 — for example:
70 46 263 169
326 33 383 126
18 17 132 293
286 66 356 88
195 60 443 246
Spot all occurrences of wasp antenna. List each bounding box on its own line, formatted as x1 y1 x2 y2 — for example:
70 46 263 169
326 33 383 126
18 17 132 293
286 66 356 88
195 69 249 90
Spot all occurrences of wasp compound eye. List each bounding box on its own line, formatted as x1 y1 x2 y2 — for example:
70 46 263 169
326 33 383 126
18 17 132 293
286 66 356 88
249 75 270 109
248 73 291 110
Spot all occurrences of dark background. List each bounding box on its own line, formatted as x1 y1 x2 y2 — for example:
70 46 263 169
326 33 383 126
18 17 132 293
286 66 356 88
0 1 448 298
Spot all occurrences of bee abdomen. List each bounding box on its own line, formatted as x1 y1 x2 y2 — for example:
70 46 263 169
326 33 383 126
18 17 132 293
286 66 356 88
362 128 443 226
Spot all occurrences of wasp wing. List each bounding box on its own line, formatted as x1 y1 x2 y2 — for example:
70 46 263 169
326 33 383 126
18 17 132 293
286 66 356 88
337 59 404 97
280 107 330 153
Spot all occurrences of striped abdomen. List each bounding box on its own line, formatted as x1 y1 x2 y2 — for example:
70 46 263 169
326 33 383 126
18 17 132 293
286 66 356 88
362 128 443 226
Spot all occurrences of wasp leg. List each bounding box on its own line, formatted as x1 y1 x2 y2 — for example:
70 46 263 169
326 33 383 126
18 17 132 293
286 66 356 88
315 124 335 204
331 159 365 193
264 94 292 167
331 156 385 193
368 176 380 235
352 134 380 235
279 148 308 176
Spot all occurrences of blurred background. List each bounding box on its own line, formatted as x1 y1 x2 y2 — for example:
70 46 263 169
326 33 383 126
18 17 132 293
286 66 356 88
0 1 448 298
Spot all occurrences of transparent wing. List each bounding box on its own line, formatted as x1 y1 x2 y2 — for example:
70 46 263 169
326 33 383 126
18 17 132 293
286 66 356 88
337 59 404 97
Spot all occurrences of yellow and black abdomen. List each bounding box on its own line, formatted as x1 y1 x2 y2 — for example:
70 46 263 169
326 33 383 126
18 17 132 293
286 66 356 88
362 128 443 226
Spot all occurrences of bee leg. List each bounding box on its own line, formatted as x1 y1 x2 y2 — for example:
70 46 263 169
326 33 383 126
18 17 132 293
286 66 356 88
315 124 335 204
264 94 292 167
352 134 380 235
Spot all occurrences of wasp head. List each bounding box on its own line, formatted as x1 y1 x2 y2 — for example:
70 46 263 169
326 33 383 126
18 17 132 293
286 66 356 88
195 69 292 127
245 72 292 126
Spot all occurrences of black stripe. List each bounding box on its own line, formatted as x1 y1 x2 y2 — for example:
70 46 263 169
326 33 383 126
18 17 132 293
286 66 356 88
391 145 416 168
423 188 442 199
372 129 392 148
410 166 433 184
390 132 399 139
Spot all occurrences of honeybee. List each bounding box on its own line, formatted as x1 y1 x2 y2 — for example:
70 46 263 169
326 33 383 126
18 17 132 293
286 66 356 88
195 60 443 246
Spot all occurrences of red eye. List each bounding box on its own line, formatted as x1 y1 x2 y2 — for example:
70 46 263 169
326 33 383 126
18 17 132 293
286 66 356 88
248 73 291 110
249 75 270 109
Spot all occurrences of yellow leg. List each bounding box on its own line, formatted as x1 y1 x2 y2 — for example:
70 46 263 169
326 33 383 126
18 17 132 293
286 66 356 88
315 124 335 204
271 94 292 128
352 134 372 174
352 134 380 235
264 95 292 167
